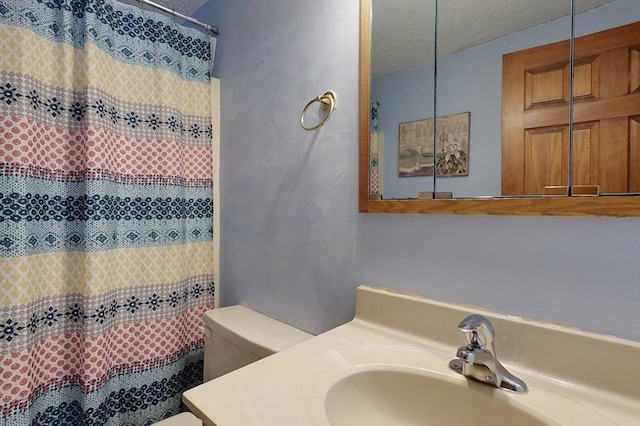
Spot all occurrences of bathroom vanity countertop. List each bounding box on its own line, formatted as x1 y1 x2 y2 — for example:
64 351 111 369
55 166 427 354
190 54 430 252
183 286 640 426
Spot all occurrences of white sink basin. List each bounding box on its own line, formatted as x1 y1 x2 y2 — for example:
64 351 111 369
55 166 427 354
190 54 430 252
310 345 618 426
325 368 547 426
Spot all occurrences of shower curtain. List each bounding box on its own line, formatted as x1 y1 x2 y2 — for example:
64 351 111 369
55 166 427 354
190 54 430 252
0 1 216 424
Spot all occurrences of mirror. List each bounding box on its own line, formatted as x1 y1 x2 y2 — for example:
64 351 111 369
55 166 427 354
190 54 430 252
359 0 640 216
435 0 571 198
571 0 640 196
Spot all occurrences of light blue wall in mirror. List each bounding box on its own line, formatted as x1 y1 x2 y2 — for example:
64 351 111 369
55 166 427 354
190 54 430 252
371 63 435 198
372 0 638 199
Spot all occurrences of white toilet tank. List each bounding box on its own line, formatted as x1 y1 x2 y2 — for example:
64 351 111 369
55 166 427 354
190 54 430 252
152 305 312 426
203 305 312 381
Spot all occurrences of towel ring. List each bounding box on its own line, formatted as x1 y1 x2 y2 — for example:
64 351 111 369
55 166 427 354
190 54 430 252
300 90 338 131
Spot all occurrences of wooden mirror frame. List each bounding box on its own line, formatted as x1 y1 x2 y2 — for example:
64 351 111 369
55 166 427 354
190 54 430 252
358 0 639 217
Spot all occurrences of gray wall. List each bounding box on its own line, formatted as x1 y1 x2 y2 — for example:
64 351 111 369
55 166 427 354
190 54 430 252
196 0 640 342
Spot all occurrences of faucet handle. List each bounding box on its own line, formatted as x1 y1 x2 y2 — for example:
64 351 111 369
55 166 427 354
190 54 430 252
457 314 495 352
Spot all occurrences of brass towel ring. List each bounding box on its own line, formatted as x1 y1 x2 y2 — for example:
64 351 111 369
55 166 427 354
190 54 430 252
300 90 338 131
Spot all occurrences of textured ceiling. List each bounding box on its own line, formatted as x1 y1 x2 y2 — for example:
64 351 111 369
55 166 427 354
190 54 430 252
372 0 614 78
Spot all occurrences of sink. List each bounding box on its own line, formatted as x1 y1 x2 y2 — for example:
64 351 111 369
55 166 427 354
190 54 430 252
324 368 548 426
183 286 640 426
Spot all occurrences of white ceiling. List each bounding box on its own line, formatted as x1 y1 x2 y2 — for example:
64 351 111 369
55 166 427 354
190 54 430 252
371 0 614 78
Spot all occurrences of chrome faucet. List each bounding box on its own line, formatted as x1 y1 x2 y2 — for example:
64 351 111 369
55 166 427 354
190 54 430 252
448 314 528 393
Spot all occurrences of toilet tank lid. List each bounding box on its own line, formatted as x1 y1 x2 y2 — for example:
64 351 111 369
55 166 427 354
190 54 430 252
204 305 313 355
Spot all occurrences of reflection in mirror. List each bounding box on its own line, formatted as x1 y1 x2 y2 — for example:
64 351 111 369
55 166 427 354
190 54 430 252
572 0 640 195
435 0 572 198
359 0 640 216
370 0 436 199
370 0 636 200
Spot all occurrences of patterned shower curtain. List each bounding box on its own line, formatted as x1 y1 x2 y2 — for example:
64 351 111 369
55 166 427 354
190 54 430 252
0 1 216 424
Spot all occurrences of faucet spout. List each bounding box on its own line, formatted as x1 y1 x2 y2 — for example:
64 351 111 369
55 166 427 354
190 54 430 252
449 315 528 393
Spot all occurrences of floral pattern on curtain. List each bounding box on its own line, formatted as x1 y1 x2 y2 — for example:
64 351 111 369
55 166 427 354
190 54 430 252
0 0 216 424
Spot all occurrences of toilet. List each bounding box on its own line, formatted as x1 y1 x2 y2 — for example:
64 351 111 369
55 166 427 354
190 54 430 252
153 305 313 425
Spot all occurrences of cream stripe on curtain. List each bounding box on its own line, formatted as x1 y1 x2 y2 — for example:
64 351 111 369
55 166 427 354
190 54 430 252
0 0 217 424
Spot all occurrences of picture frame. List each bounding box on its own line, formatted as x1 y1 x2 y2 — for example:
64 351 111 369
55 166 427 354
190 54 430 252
398 112 470 177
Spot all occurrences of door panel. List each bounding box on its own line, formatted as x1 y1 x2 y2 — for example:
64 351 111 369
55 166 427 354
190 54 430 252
524 127 569 195
502 21 640 196
525 63 569 109
572 122 599 186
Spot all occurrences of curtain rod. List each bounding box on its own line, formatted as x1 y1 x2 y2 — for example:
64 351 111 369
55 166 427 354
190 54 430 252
137 0 219 36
